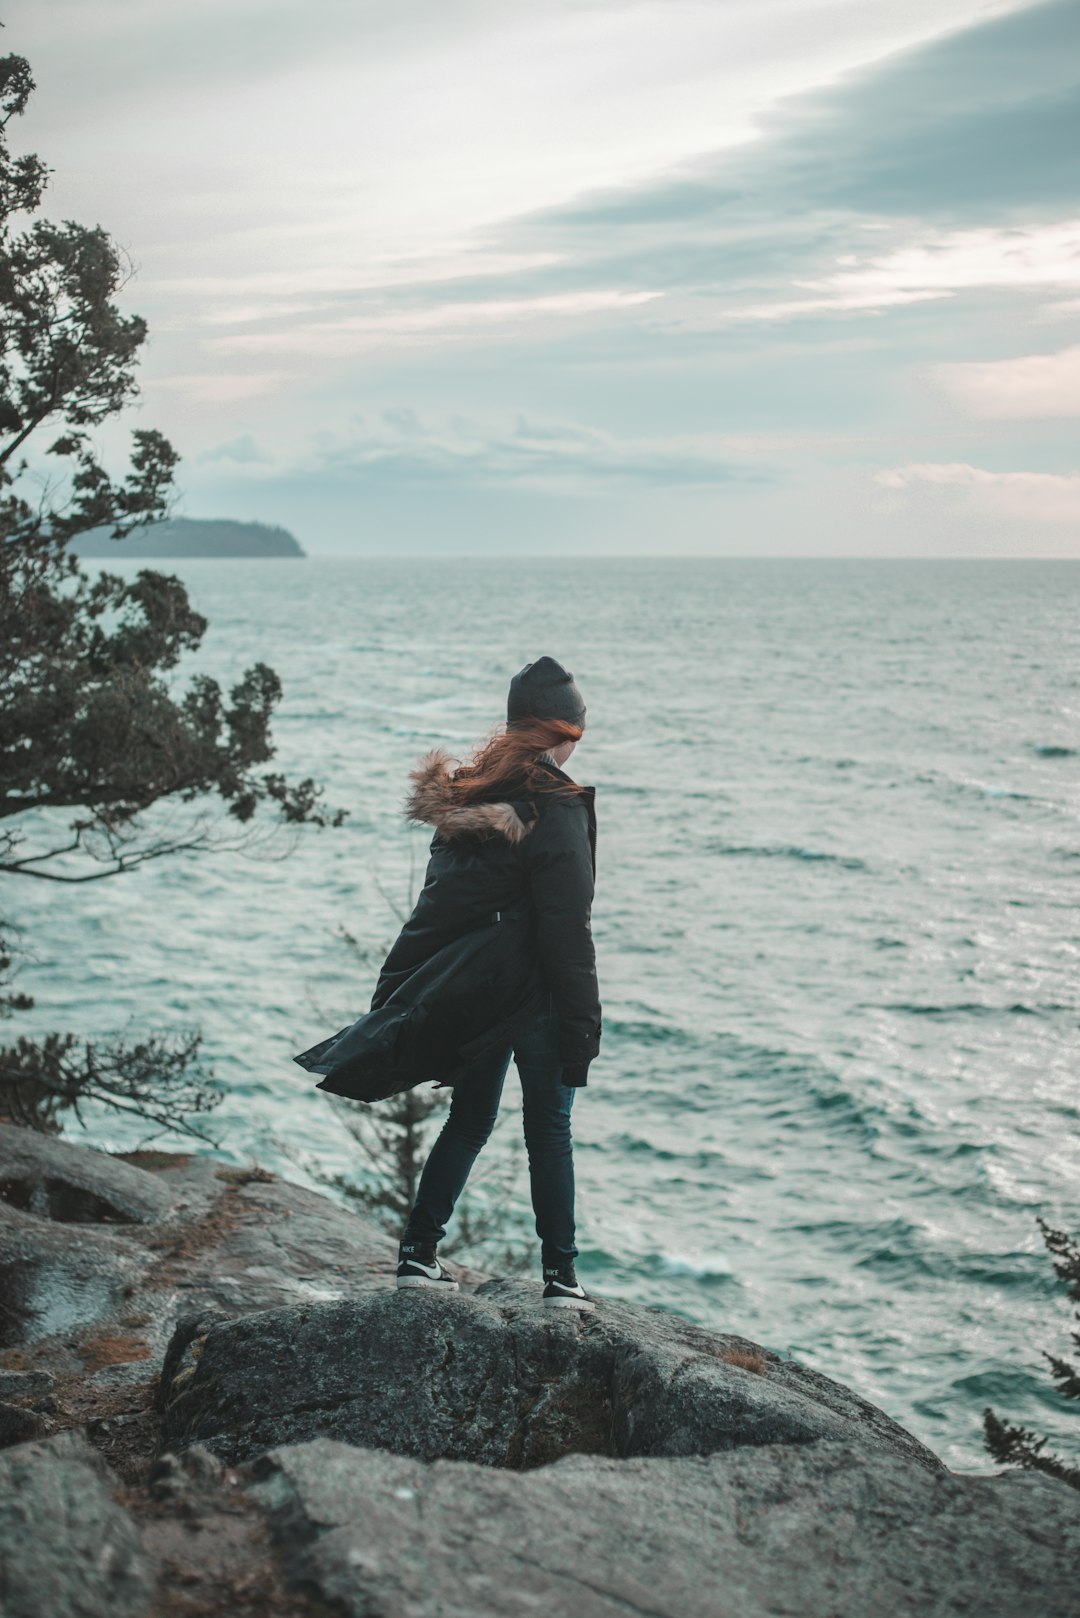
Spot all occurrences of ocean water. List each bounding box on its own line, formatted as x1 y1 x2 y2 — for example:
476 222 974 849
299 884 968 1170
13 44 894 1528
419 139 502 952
9 556 1080 1472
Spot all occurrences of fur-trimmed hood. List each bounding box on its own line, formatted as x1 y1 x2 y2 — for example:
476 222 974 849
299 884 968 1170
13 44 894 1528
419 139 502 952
405 749 535 844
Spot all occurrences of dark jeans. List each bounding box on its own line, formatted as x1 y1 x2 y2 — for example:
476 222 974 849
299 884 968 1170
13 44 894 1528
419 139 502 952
401 994 578 1267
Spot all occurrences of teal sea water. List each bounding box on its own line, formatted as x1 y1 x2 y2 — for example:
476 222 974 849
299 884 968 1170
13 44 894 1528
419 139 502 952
10 557 1080 1472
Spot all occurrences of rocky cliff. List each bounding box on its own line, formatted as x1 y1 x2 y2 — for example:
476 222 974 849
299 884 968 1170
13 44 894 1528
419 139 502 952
0 1123 1077 1618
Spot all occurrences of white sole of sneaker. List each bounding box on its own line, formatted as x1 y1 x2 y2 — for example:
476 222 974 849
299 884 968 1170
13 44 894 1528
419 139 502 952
543 1294 596 1310
395 1276 459 1291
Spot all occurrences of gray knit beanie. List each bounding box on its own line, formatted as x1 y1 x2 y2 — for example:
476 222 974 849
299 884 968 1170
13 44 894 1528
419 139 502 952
507 656 586 729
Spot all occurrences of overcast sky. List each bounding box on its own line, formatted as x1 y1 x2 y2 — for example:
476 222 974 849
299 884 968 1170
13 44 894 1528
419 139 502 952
8 0 1080 553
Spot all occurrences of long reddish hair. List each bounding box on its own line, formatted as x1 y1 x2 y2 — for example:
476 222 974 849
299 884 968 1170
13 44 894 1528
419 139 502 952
446 718 586 806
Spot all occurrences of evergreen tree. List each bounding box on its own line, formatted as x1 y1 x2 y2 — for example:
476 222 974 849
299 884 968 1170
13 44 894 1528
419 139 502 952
0 51 341 1137
984 1217 1080 1490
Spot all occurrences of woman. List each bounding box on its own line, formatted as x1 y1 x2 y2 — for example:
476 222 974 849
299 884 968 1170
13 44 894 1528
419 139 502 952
390 655 600 1310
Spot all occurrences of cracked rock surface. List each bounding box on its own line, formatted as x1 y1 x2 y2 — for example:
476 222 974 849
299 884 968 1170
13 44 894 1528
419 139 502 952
159 1281 944 1472
243 1435 1080 1618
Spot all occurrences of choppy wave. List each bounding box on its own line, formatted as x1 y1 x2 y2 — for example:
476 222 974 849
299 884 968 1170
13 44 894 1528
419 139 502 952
704 839 868 870
13 554 1080 1474
647 1251 737 1284
870 1000 1071 1019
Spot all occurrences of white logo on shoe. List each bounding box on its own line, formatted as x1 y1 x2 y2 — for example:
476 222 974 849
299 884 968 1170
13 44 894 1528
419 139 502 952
405 1257 444 1278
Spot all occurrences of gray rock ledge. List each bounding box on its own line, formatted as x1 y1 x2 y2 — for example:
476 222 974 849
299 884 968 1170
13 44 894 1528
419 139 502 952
243 1435 1080 1618
0 1123 174 1225
160 1278 944 1472
1 1130 1078 1618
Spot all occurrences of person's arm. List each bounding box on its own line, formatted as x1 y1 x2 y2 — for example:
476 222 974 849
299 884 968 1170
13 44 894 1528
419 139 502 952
525 798 601 1080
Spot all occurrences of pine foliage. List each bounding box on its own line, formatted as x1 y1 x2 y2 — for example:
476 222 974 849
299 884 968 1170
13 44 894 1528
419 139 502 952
983 1217 1080 1490
0 50 340 1139
0 50 343 886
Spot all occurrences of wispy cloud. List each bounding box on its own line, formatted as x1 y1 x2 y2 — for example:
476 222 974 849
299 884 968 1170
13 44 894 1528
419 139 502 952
875 461 1080 524
150 370 294 404
718 220 1080 324
197 434 271 466
933 341 1080 417
499 2 1080 340
211 290 662 356
217 408 768 493
144 252 566 310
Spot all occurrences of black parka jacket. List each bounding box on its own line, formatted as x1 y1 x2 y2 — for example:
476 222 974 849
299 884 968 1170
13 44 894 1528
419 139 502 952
294 750 601 1102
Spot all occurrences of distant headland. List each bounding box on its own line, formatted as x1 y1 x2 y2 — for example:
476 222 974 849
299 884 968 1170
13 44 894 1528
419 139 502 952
72 517 306 558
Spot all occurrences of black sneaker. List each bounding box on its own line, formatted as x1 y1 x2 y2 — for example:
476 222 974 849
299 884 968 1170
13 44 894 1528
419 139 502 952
542 1262 595 1311
396 1241 459 1291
